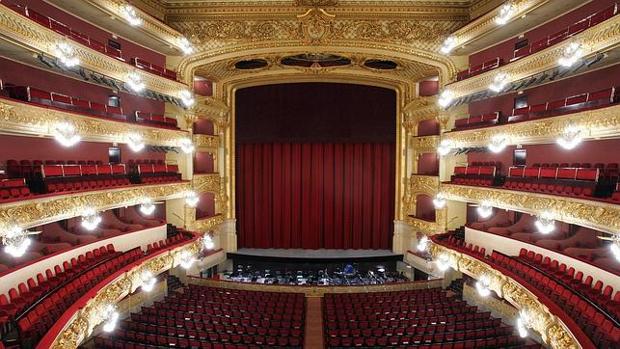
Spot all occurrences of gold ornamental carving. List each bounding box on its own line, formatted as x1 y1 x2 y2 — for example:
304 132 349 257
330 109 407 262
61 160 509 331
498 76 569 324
0 5 188 98
403 96 439 126
430 243 581 349
0 182 191 233
441 183 620 234
404 216 440 235
409 175 440 197
0 99 188 147
192 174 222 194
194 134 220 151
295 0 338 7
442 103 620 148
48 239 208 348
411 135 439 153
297 8 336 44
193 97 230 127
445 14 620 99
188 214 226 232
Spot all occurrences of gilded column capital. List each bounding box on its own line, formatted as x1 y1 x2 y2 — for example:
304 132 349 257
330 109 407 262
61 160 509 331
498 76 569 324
193 97 230 127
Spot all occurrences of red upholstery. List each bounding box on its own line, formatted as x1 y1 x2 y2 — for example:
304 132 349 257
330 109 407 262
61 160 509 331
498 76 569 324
130 58 178 81
450 164 498 187
134 111 178 129
453 112 500 130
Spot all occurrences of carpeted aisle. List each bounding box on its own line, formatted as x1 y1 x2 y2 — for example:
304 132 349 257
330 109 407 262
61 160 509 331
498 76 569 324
304 297 325 348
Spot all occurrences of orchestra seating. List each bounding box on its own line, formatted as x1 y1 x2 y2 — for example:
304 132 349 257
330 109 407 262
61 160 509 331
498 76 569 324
2 84 179 129
323 288 534 348
454 4 619 82
92 285 305 348
1 1 178 81
433 233 620 348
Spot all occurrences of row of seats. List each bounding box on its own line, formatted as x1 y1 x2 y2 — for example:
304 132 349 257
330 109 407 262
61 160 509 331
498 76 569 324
454 4 618 82
145 231 195 255
17 248 143 346
452 87 618 131
0 178 31 202
324 289 533 348
503 166 599 197
135 163 182 184
451 165 498 187
92 285 305 348
2 84 179 129
2 2 178 81
518 249 620 322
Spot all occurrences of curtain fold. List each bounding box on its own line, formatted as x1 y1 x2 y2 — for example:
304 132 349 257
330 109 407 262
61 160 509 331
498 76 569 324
236 142 394 250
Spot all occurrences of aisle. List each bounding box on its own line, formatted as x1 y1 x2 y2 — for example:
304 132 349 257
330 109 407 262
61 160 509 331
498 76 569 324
304 297 325 349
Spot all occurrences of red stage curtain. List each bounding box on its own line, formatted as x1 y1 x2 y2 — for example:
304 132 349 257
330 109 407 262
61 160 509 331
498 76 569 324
236 143 395 249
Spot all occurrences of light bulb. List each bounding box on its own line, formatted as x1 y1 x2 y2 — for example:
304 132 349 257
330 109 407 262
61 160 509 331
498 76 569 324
179 37 194 55
489 73 510 93
516 310 530 338
417 235 429 252
120 5 143 27
3 226 32 258
611 240 620 262
179 251 196 269
53 41 80 68
180 138 195 154
141 271 157 292
558 42 583 68
180 90 195 108
127 133 145 152
185 191 200 207
437 140 453 156
126 72 146 93
535 212 555 234
435 254 450 271
203 235 215 250
139 200 156 215
52 122 81 147
495 3 517 25
438 90 454 109
81 209 102 231
440 36 457 55
487 135 508 153
475 275 492 297
102 304 119 332
477 203 493 219
556 125 583 150
433 193 447 209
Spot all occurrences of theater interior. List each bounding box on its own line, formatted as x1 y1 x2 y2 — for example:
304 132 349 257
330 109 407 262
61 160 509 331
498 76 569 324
0 0 619 348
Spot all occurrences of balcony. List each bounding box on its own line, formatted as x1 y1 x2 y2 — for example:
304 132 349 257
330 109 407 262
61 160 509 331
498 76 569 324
0 96 188 147
0 181 191 231
440 183 620 234
0 4 189 102
443 11 620 106
46 0 190 56
194 134 220 151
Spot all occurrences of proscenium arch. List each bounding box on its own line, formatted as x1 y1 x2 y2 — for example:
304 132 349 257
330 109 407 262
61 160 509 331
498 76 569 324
176 44 458 86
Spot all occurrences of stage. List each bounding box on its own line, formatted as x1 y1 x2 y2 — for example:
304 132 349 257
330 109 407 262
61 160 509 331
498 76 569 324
229 248 401 263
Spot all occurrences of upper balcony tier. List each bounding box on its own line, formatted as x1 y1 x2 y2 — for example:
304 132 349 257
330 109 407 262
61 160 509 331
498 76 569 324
0 2 189 104
446 0 583 56
443 5 620 107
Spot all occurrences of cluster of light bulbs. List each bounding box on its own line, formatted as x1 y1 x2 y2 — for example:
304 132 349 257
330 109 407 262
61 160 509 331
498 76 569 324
203 234 215 250
432 193 447 209
435 253 451 271
140 271 157 292
475 275 492 297
81 208 102 231
139 199 157 215
53 122 81 147
179 250 196 269
516 310 531 338
417 235 430 252
102 304 120 332
2 226 32 258
54 41 80 68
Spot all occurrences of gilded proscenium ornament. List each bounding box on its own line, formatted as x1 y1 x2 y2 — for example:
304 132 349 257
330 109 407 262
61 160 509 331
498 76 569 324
441 183 620 234
445 13 620 100
441 103 620 148
0 182 191 233
0 5 188 98
429 243 580 349
403 175 440 216
0 98 188 147
192 97 229 130
48 239 202 349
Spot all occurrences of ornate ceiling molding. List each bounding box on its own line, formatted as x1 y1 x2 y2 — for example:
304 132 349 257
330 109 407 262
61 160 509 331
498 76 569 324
445 15 620 101
0 182 191 233
0 98 188 147
0 5 188 98
441 103 620 148
430 242 581 349
441 183 620 234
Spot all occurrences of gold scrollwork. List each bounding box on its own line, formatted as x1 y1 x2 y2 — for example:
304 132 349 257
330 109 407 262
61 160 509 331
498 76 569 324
188 214 225 232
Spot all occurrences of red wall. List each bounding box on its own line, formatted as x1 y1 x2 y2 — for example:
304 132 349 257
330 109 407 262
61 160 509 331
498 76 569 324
0 135 164 164
194 152 215 174
469 64 620 116
0 57 165 115
196 192 215 219
470 0 617 67
193 80 213 97
467 139 620 175
417 119 440 137
419 80 439 96
417 153 439 175
193 119 214 135
10 0 165 66
415 194 435 221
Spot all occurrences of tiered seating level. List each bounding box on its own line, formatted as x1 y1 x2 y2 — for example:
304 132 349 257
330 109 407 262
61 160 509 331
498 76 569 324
0 159 181 202
435 234 620 348
452 87 619 131
1 1 178 81
323 289 534 348
2 84 179 129
454 4 619 82
93 285 305 348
